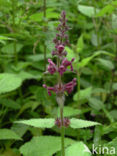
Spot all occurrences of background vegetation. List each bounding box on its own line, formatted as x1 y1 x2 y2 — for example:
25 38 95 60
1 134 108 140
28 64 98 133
0 0 117 156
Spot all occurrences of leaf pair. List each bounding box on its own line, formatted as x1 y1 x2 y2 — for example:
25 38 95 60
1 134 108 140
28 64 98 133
15 118 100 129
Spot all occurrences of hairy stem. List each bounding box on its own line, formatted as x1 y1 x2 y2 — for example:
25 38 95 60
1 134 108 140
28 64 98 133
60 106 65 156
77 70 81 107
57 50 65 156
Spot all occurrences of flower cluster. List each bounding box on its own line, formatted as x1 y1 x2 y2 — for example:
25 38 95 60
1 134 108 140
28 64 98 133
43 78 77 96
43 11 76 98
52 11 70 57
55 118 70 128
48 58 75 75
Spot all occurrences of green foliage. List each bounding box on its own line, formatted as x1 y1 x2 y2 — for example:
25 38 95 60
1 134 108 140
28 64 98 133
0 129 21 140
30 9 59 22
96 4 114 17
1 43 23 54
104 137 117 156
15 118 55 128
78 5 99 17
66 142 91 156
73 87 92 101
57 106 81 117
70 118 100 129
0 73 22 94
88 98 104 111
0 0 117 155
20 136 75 156
76 34 84 53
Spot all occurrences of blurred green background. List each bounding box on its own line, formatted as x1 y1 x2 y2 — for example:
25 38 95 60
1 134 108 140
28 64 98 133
0 0 117 156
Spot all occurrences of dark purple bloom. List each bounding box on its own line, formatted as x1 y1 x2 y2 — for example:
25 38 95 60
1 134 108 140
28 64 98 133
52 11 70 57
55 118 70 128
43 84 56 96
58 65 66 75
64 118 70 127
47 59 57 74
61 58 74 71
58 58 75 75
65 78 77 94
43 11 77 98
43 83 64 96
55 118 61 128
56 44 64 53
43 78 76 96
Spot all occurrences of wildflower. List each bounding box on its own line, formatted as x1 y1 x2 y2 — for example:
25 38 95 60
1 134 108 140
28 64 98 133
55 118 70 128
47 59 57 74
43 78 76 96
64 78 77 94
43 11 77 99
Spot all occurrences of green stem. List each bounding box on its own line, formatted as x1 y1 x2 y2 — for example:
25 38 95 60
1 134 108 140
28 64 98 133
77 69 81 107
60 106 65 156
102 107 114 123
12 0 18 64
43 0 47 71
92 0 100 49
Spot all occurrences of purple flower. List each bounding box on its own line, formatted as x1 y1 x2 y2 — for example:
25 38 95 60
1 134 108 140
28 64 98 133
62 58 74 71
47 59 57 74
65 78 77 94
56 44 64 53
43 11 77 98
43 83 65 96
64 118 70 127
43 78 77 96
58 58 75 75
43 84 56 96
52 11 70 57
55 118 61 128
55 118 70 128
58 65 66 75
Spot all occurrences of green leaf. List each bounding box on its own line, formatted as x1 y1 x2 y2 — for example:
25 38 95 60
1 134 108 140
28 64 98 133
96 5 114 17
102 122 117 135
0 35 14 44
78 5 99 18
78 56 93 68
15 118 55 128
110 110 117 120
66 142 91 156
78 50 115 68
11 123 28 138
0 73 22 94
0 129 21 140
104 137 117 156
112 83 117 91
88 98 104 111
27 54 51 62
0 35 13 41
93 126 102 146
73 87 92 101
1 43 23 54
20 136 75 156
17 71 42 81
112 14 117 30
97 58 114 70
30 9 59 22
91 33 101 46
70 118 100 129
57 106 81 117
0 99 20 110
65 47 76 60
77 34 84 53
12 62 32 71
